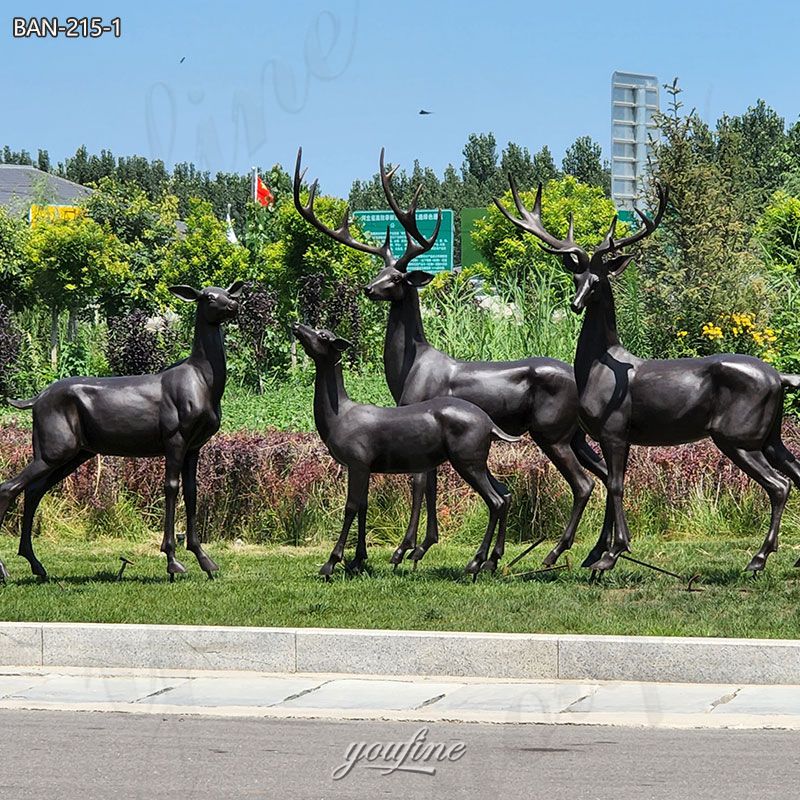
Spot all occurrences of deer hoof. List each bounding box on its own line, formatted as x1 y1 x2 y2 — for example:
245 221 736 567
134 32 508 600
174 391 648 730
389 548 406 565
464 558 482 575
345 559 366 575
409 547 426 562
746 553 768 573
586 551 617 571
542 549 560 568
319 562 335 578
198 556 219 574
0 562 9 582
794 556 800 569
479 560 497 574
167 560 187 575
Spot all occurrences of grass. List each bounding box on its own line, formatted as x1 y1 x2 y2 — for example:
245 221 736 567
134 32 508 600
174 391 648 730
2 535 800 639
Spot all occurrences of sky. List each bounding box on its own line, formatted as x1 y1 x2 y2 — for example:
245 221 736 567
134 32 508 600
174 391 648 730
2 0 799 196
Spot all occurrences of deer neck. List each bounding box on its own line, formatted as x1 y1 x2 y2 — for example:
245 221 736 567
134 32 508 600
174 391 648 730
313 359 352 444
190 312 227 406
575 279 622 385
384 288 429 401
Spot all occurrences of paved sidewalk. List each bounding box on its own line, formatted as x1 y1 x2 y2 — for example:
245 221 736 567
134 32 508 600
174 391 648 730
1 666 799 729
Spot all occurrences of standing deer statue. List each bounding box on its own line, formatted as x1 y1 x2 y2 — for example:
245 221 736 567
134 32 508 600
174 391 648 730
292 322 519 577
0 282 243 582
294 147 607 571
497 179 800 573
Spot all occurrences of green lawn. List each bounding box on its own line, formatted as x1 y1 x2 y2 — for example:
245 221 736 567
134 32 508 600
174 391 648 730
1 535 800 639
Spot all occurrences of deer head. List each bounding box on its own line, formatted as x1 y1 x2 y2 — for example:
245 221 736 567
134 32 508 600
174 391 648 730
291 322 352 363
494 179 668 312
169 281 245 323
293 148 441 302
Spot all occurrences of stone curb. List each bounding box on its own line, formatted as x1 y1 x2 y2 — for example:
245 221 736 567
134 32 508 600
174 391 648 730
2 622 800 685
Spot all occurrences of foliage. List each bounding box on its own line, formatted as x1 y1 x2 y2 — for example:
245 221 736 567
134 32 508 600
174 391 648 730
754 190 800 277
0 304 21 395
106 309 180 376
163 198 251 291
562 135 611 195
636 79 770 358
84 177 180 312
25 214 128 316
0 207 30 309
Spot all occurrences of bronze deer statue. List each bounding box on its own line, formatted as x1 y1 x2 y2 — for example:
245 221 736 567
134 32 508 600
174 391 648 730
295 148 607 573
496 179 800 574
0 283 243 582
292 322 519 577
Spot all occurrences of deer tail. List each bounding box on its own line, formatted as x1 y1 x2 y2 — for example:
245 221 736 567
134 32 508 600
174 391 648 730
491 425 522 443
7 396 37 410
781 374 800 391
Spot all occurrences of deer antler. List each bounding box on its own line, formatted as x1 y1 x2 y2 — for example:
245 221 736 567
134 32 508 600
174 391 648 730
596 183 668 257
495 178 590 270
379 148 442 272
293 148 394 265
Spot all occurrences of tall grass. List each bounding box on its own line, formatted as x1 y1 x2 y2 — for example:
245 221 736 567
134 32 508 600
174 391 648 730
422 273 582 364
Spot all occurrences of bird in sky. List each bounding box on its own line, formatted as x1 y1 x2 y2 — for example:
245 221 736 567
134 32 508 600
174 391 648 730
179 56 186 63
419 109 433 115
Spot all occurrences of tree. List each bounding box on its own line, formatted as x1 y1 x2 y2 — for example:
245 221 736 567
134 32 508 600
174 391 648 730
0 207 31 309
531 146 560 185
163 198 251 294
562 136 610 194
462 132 499 186
500 143 535 189
26 215 128 367
636 79 769 359
84 176 180 312
755 190 800 276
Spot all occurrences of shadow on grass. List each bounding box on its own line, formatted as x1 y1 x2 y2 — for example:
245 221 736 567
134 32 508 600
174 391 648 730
10 571 178 587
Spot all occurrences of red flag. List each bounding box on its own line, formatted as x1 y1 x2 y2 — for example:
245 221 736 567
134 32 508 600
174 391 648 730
256 175 274 207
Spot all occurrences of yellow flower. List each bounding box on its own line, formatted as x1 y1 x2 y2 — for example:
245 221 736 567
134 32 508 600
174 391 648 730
677 330 688 338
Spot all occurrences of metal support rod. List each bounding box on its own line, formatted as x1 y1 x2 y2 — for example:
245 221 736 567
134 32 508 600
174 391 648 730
619 554 702 592
116 557 134 582
504 537 548 571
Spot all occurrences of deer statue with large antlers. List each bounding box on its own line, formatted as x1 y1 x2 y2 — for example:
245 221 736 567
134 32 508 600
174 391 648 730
294 148 608 573
496 179 800 574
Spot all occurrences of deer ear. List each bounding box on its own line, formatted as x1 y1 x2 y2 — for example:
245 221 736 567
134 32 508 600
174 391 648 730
606 255 634 277
226 280 245 298
169 285 200 302
404 270 434 287
332 337 353 353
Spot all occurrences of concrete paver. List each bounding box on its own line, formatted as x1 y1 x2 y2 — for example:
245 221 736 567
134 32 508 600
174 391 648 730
147 676 326 707
278 678 464 710
11 674 187 704
712 685 800 715
566 682 737 714
431 681 599 714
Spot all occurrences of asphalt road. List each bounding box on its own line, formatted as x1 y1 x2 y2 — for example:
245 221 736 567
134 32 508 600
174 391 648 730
2 709 800 799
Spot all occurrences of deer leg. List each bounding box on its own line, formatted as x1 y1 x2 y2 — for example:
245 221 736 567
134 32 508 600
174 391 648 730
161 446 187 578
715 440 790 573
762 434 800 568
582 493 615 569
390 472 425 566
572 430 608 484
321 469 368 578
410 470 440 563
453 465 505 576
0 458 61 581
536 437 596 566
19 451 93 579
347 487 370 575
482 475 511 572
183 450 217 578
587 441 631 571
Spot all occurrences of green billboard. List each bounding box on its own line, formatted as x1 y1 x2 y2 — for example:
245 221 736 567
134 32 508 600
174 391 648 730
353 209 453 272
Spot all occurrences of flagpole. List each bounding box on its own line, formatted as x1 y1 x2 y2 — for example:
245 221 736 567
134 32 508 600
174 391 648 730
251 167 257 203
